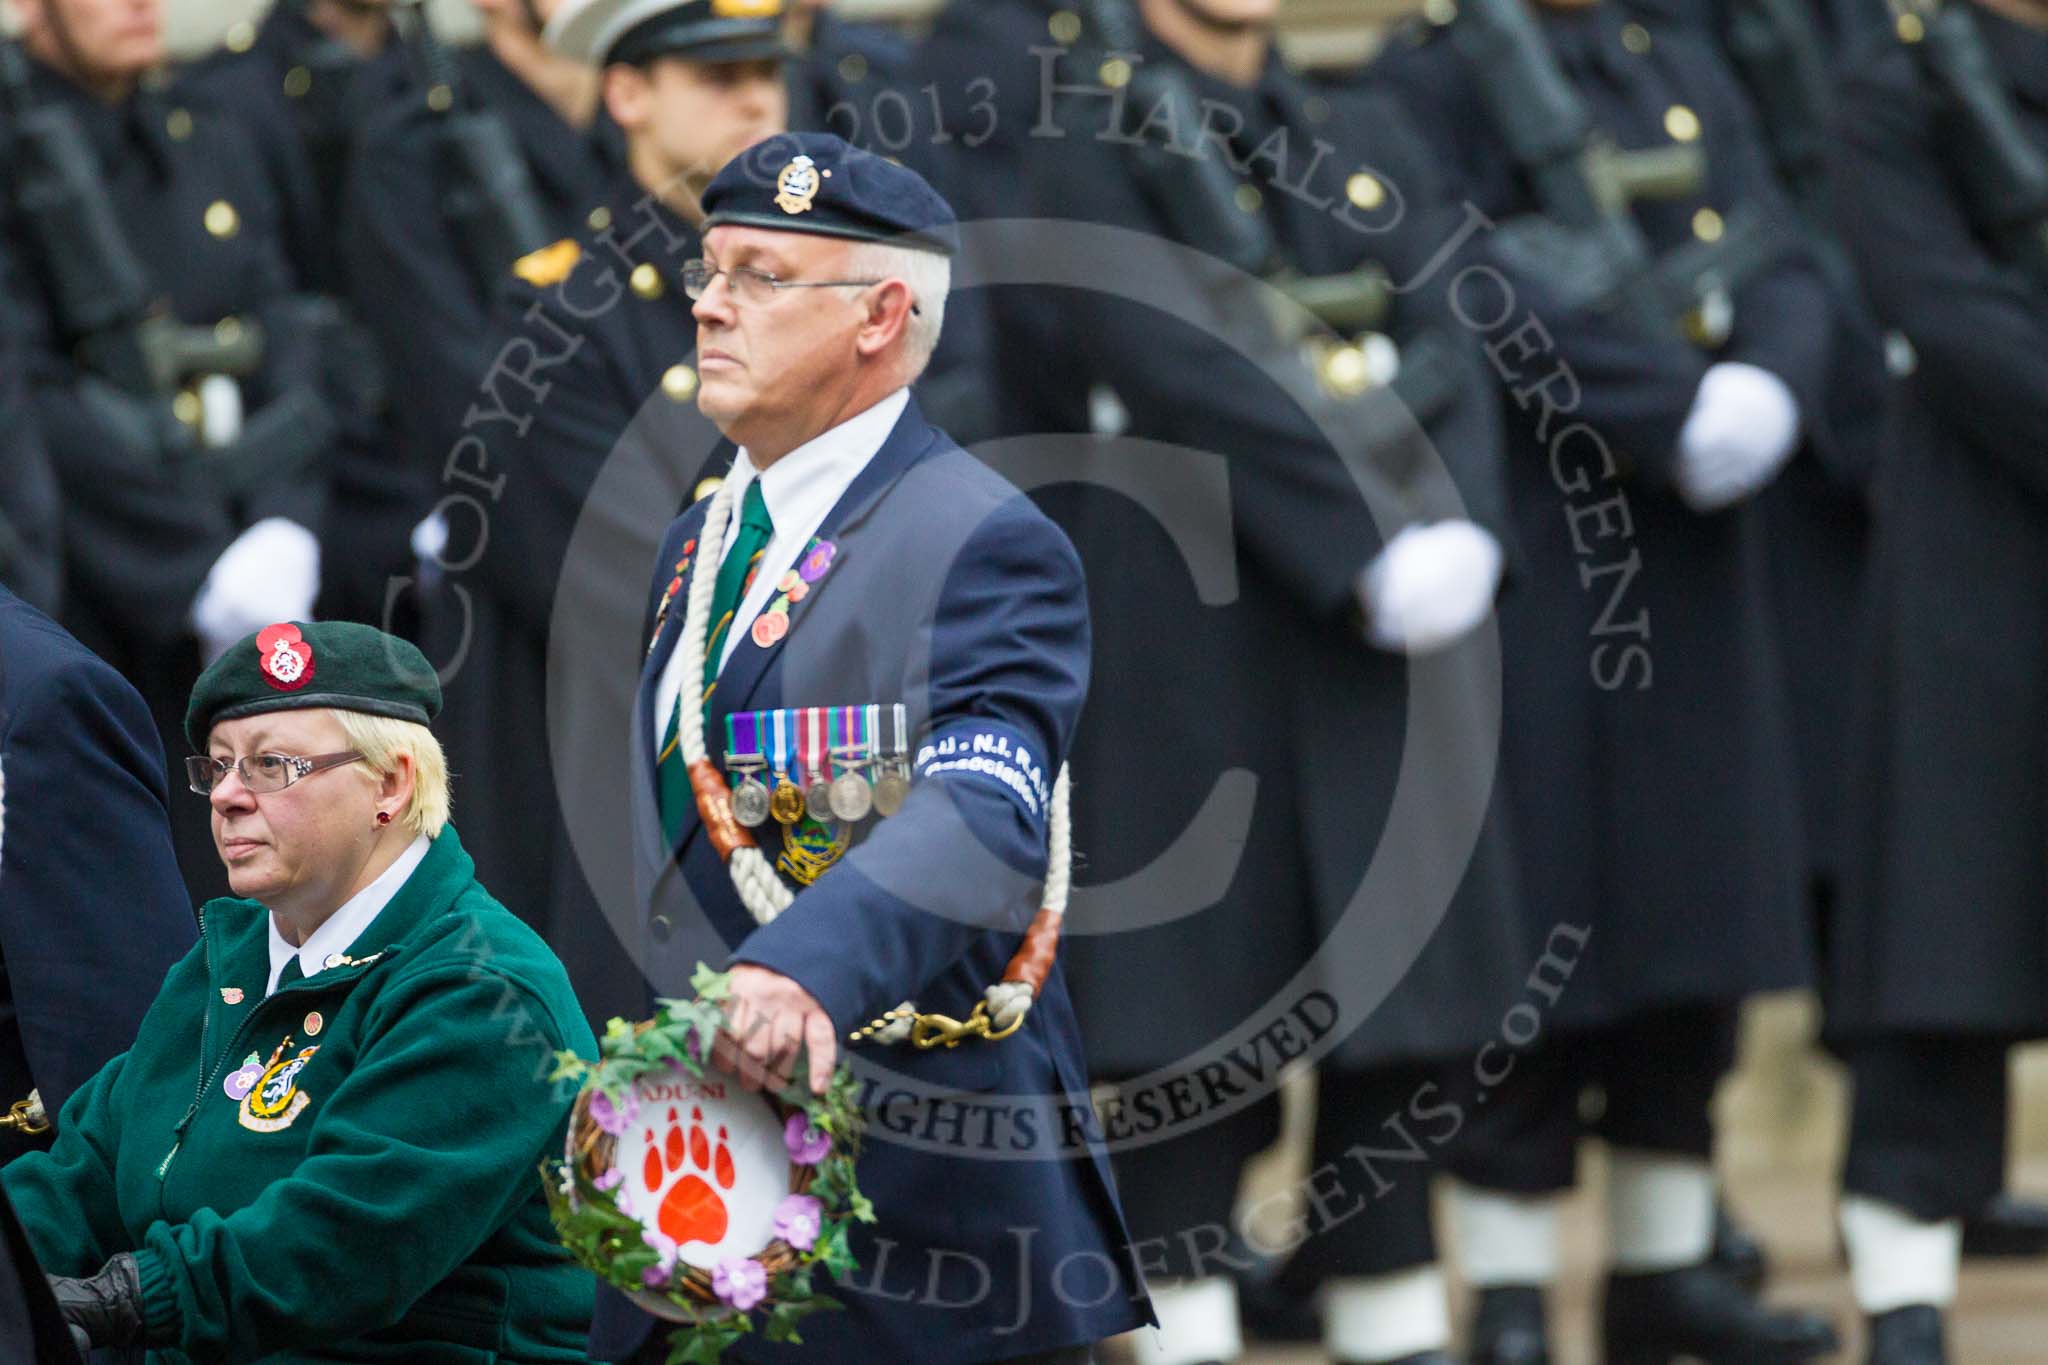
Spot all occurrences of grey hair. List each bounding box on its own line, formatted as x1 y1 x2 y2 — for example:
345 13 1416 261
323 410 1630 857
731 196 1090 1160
844 240 950 373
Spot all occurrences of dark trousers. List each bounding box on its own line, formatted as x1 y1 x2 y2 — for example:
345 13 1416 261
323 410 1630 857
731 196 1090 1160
1448 1007 1738 1194
1112 1066 1443 1284
1842 1034 2010 1222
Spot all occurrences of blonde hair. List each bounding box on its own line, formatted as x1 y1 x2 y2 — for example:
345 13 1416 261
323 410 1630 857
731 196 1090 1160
332 710 451 839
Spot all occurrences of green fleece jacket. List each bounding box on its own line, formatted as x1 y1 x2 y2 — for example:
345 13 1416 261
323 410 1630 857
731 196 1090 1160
3 825 599 1363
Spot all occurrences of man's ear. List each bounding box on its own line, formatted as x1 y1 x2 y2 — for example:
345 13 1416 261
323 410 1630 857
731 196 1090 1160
853 279 915 360
602 62 649 134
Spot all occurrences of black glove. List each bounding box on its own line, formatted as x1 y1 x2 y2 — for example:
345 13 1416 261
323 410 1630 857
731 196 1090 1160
47 1251 146 1350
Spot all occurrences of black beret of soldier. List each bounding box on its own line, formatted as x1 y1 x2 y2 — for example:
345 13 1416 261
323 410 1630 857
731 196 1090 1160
185 621 441 749
700 131 960 257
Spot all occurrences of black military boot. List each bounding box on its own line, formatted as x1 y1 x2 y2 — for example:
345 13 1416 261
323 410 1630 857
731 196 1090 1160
1864 1304 1947 1365
1601 1265 1839 1364
1961 1193 2048 1257
1708 1201 1768 1292
1467 1285 1548 1365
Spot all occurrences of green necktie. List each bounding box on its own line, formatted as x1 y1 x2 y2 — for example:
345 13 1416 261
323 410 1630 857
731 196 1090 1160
657 480 774 846
276 955 304 990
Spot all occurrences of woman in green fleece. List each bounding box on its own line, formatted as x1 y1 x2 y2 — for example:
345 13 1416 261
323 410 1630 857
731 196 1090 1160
2 620 600 1362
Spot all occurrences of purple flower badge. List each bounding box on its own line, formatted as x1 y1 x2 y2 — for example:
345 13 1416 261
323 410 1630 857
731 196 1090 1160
772 1193 824 1251
713 1256 768 1311
798 541 837 583
783 1113 832 1166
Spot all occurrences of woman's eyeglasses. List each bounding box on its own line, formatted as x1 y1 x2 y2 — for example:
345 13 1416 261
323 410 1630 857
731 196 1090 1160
186 751 363 795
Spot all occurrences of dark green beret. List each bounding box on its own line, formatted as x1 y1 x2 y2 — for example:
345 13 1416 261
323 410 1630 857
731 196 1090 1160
185 621 441 750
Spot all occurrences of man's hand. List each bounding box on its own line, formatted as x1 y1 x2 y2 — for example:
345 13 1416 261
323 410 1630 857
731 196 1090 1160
710 964 839 1095
1359 519 1505 655
1674 361 1801 512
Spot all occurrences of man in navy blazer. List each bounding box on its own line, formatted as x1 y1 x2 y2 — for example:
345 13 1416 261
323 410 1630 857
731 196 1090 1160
586 131 1149 1364
0 587 197 1162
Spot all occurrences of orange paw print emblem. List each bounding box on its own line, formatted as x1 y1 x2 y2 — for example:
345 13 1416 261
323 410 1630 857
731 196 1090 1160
642 1106 736 1248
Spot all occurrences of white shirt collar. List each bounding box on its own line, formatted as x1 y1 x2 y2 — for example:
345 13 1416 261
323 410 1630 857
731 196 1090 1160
726 387 910 551
265 834 430 997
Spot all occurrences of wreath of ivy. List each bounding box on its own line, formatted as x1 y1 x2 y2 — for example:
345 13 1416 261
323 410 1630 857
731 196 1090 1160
544 966 875 1363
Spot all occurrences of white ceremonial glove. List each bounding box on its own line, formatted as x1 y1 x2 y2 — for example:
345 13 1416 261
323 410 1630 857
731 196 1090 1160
1359 519 1505 655
1673 361 1802 512
190 517 322 663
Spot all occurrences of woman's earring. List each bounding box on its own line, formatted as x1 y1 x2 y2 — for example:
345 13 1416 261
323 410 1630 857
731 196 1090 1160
376 811 393 826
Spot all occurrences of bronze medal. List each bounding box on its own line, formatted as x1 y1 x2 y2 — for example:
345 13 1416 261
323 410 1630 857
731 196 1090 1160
829 770 873 822
872 766 910 817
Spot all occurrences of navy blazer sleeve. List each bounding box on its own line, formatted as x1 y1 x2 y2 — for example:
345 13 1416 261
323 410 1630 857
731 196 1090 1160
0 618 196 1114
730 498 1090 1035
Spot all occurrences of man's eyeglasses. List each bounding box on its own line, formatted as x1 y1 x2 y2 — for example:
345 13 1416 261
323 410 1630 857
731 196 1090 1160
186 751 363 795
680 260 919 314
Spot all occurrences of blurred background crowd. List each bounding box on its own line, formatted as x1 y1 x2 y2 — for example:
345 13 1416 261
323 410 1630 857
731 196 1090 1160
2 0 2047 1361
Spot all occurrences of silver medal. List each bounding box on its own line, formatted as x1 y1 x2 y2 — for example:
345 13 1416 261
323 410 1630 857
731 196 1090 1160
732 775 771 827
829 770 873 822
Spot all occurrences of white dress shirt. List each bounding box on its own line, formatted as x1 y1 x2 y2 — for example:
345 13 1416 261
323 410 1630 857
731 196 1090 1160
265 834 430 996
653 387 910 756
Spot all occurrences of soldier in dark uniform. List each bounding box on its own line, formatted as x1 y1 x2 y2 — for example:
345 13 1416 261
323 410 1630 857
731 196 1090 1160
1369 2 1846 1360
175 0 397 296
2 0 337 905
1827 4 2048 1360
426 0 787 1022
341 0 619 644
0 249 61 619
176 0 404 630
1008 2 1527 1361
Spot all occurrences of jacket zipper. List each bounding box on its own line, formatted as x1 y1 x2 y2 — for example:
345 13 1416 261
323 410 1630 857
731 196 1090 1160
155 924 403 1182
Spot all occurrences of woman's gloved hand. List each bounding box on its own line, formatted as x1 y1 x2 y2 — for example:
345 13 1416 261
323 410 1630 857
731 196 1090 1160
48 1251 145 1351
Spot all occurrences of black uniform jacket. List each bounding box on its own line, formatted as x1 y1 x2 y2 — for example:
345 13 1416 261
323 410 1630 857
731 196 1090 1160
1371 3 1830 1028
1829 11 2048 1038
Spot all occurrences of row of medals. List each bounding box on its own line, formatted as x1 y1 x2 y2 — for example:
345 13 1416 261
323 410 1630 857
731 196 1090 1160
727 755 910 828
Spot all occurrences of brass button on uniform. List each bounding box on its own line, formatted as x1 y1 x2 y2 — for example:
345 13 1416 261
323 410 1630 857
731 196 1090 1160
630 263 664 300
1048 9 1082 43
1099 57 1132 89
172 390 203 427
1896 11 1925 42
1424 0 1457 26
283 65 312 99
1234 183 1263 214
1303 95 1331 126
837 52 868 84
166 107 193 141
1621 22 1652 54
650 914 672 943
225 20 256 53
426 84 453 113
1663 104 1701 144
213 316 245 346
588 205 612 232
204 200 240 239
661 364 698 402
1346 172 1386 211
1692 207 1725 242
